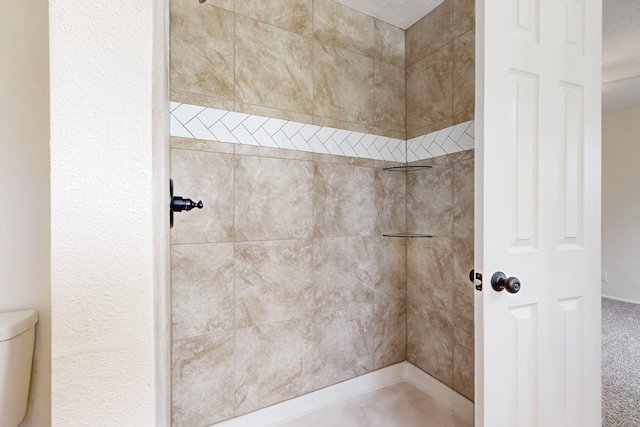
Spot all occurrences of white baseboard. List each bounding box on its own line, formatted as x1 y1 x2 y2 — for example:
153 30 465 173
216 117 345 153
212 361 474 427
602 294 640 305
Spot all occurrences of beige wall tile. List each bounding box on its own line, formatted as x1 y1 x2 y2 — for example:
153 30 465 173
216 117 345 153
314 304 374 389
405 0 453 69
172 243 235 339
407 161 454 236
375 60 406 133
407 299 454 387
170 149 234 244
453 157 474 239
407 155 449 169
453 237 474 337
313 151 377 167
453 326 474 401
449 148 474 163
374 299 407 369
172 332 234 427
314 237 376 313
374 20 405 69
406 44 453 134
170 136 235 154
407 118 454 140
314 42 375 126
235 319 314 415
314 162 376 237
235 101 314 125
370 126 407 141
236 15 314 115
202 0 234 12
407 238 454 313
453 30 475 125
312 115 405 140
235 155 314 241
312 115 371 136
171 0 235 99
235 239 313 328
452 0 475 38
313 0 375 56
375 167 407 235
234 143 315 161
375 237 407 303
171 89 235 110
235 0 312 36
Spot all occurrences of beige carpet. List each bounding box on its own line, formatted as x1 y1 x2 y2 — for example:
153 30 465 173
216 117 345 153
602 297 640 426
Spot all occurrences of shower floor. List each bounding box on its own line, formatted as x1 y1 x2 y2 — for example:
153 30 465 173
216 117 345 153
274 382 473 427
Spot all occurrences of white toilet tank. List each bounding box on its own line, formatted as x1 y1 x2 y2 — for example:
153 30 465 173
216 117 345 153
0 310 38 427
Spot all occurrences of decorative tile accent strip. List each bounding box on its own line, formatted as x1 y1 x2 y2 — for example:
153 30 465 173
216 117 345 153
170 102 475 162
407 121 475 162
170 102 406 162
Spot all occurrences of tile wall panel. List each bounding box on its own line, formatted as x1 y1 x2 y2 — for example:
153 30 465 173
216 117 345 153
235 155 314 241
235 319 314 415
235 0 313 36
374 60 406 133
452 0 475 38
374 167 407 235
170 0 235 100
406 44 453 136
235 15 314 115
314 42 375 126
374 298 407 369
407 298 454 387
313 236 376 313
172 331 234 427
313 163 376 237
170 148 234 244
313 304 375 389
235 239 313 329
407 161 454 237
374 237 407 303
453 30 476 124
312 0 376 57
407 238 455 314
170 136 414 422
171 0 406 139
406 0 475 138
406 0 454 69
374 19 405 69
171 243 234 340
406 150 475 401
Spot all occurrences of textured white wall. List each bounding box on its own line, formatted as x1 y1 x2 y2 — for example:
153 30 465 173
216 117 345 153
602 106 640 302
49 1 168 425
0 1 51 425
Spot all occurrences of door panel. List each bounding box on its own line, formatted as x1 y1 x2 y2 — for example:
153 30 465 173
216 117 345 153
476 0 601 425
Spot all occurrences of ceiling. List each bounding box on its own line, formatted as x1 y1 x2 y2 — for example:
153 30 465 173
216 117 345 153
338 0 640 114
603 0 640 113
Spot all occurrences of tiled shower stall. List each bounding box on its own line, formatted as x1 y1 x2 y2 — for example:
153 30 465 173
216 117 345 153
169 0 475 425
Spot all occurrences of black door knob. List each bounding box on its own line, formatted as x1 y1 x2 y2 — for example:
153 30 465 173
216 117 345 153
491 272 521 294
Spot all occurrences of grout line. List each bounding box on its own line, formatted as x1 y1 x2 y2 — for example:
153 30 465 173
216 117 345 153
232 136 237 417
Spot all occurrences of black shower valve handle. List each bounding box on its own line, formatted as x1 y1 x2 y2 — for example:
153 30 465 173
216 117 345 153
169 179 203 229
171 196 203 212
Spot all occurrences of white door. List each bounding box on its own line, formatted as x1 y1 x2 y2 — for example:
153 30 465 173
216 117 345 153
475 0 602 426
